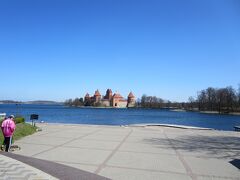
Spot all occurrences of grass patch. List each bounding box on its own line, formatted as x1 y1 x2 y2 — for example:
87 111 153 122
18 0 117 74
0 123 37 144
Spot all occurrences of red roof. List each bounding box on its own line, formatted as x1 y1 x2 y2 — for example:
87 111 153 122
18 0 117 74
113 93 123 99
128 92 135 98
94 90 101 96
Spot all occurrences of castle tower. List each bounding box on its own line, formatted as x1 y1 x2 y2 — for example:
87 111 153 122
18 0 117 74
104 89 113 100
84 93 92 106
94 89 101 103
84 93 90 102
112 93 123 107
127 92 136 108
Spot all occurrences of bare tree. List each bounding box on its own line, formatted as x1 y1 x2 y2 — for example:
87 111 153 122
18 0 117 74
197 90 207 111
193 86 239 113
225 86 237 112
188 96 195 110
206 87 216 111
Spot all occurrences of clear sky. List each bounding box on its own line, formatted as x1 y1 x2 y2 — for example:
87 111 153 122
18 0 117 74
0 0 240 102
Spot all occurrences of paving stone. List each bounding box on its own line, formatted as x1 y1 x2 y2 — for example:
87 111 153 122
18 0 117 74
99 167 192 180
106 151 186 173
34 146 112 165
56 161 98 173
17 136 72 146
184 156 240 178
119 142 176 155
0 154 58 180
64 139 120 150
13 143 54 157
83 134 125 142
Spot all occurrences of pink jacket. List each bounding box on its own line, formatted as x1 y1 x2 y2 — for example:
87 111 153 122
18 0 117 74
1 118 16 137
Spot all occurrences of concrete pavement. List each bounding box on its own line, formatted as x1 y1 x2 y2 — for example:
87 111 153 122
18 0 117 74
12 123 240 180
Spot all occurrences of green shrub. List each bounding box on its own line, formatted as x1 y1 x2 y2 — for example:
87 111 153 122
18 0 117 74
15 117 25 124
12 123 37 141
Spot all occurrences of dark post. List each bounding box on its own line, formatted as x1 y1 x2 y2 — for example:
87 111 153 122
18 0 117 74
30 114 39 127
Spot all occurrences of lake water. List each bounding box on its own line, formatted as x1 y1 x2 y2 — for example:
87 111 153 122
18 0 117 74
0 104 240 131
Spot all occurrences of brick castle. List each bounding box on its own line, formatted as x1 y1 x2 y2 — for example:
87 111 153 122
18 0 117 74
84 89 136 108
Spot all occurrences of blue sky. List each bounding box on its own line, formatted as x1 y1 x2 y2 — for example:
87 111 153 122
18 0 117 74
0 0 240 102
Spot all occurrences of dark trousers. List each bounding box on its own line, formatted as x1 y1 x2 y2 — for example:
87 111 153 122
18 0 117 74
3 136 12 152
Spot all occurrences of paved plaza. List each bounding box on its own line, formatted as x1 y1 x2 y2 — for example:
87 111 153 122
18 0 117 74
9 123 240 179
0 153 57 180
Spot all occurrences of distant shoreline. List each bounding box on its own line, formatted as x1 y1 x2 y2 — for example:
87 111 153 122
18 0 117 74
171 108 240 116
0 101 63 105
170 109 187 112
199 111 240 116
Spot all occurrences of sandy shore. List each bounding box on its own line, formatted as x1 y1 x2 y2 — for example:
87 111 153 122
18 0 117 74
12 123 240 180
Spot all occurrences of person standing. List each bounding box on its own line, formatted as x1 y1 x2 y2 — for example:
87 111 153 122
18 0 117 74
1 115 16 152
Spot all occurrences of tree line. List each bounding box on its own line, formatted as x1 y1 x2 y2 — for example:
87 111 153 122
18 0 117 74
64 98 84 107
188 86 240 113
139 95 184 109
139 85 240 113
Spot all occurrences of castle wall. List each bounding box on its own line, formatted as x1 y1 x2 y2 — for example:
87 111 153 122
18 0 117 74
101 100 110 107
127 102 136 108
113 100 128 108
118 101 128 108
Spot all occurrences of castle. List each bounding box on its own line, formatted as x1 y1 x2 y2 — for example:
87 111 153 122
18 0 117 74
84 89 136 108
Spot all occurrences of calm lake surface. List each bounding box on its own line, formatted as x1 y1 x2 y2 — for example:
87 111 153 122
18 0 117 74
1 104 240 131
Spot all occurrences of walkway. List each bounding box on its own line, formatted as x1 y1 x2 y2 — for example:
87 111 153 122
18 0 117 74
0 152 109 180
0 152 57 180
11 123 240 180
